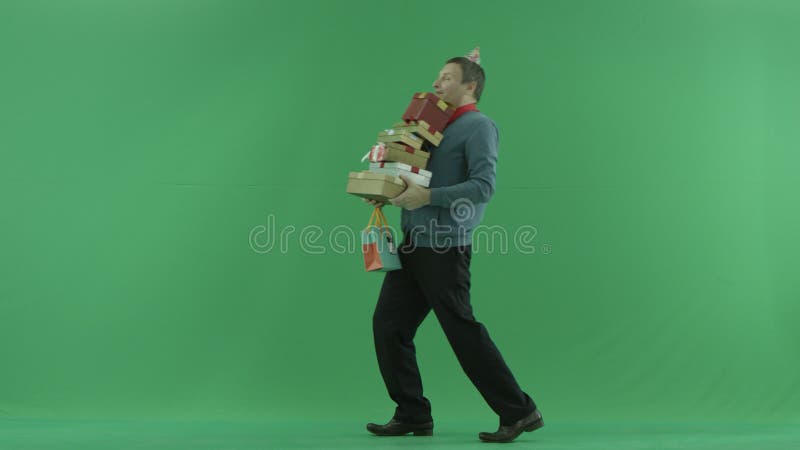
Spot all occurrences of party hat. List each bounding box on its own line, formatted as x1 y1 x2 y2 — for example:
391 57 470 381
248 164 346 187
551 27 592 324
466 46 481 64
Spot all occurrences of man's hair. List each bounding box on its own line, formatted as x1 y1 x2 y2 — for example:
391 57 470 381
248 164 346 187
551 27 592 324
446 56 486 102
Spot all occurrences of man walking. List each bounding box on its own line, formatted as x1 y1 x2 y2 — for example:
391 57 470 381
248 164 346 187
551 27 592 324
363 48 544 443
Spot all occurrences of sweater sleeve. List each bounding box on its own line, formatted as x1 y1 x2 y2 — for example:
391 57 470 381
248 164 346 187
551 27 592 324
429 119 498 208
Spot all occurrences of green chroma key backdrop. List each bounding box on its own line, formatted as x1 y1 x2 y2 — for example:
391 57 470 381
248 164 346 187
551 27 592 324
1 0 798 443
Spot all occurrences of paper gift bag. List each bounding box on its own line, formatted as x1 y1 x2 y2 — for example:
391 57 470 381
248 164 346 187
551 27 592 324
362 207 402 272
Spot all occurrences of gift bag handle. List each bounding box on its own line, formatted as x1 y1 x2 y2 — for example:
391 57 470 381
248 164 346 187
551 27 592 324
375 208 394 241
375 208 389 228
366 206 386 229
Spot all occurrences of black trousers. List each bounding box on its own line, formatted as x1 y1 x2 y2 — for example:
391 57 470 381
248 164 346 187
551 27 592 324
372 239 537 426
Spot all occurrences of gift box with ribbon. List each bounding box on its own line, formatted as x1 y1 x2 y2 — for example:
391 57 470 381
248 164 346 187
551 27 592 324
391 120 445 147
362 142 430 169
347 92 455 204
402 92 456 135
377 127 424 150
368 162 432 187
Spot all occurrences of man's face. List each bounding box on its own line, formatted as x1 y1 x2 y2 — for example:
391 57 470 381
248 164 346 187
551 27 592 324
433 63 475 106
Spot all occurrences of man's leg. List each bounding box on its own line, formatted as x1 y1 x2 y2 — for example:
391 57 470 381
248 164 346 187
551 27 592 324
373 250 433 423
413 245 537 425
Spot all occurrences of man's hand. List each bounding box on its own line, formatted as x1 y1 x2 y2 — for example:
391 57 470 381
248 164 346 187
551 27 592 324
362 198 385 208
389 175 431 210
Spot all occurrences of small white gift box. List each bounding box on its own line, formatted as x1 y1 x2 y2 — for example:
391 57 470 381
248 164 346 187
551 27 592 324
369 162 432 187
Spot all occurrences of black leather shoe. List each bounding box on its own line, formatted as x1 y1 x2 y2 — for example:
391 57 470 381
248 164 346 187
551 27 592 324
478 409 543 443
366 418 434 436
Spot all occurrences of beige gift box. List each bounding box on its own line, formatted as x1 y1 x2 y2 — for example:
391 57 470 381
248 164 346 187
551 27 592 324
392 120 445 147
346 171 406 202
377 128 424 150
364 142 430 169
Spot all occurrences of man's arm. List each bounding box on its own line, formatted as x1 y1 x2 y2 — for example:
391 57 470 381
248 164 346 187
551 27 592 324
429 119 498 208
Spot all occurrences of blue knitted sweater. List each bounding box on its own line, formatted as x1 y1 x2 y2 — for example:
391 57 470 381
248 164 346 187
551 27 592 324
400 110 498 247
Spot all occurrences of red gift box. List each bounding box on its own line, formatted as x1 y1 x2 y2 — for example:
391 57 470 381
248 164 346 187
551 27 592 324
402 92 456 135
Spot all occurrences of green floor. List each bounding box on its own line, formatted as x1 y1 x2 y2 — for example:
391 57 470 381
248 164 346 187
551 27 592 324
1 418 797 449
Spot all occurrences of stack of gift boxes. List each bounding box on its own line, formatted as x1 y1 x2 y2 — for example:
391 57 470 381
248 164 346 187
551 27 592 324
346 93 455 202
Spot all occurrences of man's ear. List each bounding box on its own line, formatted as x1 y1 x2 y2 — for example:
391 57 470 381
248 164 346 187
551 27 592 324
466 80 478 96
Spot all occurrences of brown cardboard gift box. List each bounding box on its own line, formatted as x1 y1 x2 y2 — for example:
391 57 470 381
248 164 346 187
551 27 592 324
392 120 444 147
365 142 430 169
377 128 424 150
346 171 406 202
